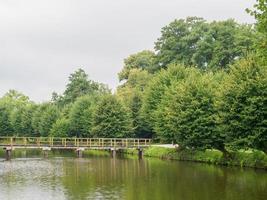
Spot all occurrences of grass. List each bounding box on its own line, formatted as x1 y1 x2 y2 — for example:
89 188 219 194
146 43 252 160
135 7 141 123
124 146 267 169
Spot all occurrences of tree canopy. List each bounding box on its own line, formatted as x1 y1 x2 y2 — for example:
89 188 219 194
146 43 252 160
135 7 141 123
154 17 255 70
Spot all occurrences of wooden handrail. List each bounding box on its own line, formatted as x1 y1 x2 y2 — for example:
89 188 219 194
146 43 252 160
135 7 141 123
0 137 151 148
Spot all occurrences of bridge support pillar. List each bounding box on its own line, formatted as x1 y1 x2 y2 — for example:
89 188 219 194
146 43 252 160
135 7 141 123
111 148 116 158
42 147 51 158
138 148 143 159
4 147 12 160
76 148 85 158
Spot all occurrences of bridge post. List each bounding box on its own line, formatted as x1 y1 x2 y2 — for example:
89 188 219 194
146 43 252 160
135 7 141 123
4 147 12 160
110 148 116 158
76 148 85 158
42 147 51 158
138 148 143 159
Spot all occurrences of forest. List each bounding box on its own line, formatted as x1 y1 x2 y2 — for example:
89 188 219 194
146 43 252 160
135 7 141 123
0 1 266 153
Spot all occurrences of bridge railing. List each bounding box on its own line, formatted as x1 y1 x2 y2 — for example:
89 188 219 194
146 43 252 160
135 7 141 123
0 137 151 148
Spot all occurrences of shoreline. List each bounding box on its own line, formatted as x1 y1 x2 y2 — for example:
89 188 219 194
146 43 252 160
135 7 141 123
123 146 267 170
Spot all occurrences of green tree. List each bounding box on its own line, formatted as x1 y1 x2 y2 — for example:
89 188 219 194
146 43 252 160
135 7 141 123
142 64 193 135
155 70 226 151
92 95 133 138
0 101 13 136
193 20 255 69
217 57 267 152
32 103 60 137
0 90 33 136
57 68 110 105
68 95 99 137
247 0 267 64
117 69 152 137
155 17 255 70
2 89 30 103
10 103 36 136
50 118 70 137
118 50 156 81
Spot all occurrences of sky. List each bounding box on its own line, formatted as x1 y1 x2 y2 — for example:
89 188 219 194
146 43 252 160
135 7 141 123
0 0 256 102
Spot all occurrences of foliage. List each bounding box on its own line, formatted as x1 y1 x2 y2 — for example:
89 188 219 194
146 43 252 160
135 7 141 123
32 103 60 137
10 103 36 136
247 0 267 64
155 17 255 70
117 69 152 137
118 50 156 81
68 95 99 137
92 95 133 138
141 146 267 169
0 101 13 136
217 58 267 152
50 117 70 137
155 69 226 151
141 64 193 134
56 68 110 105
0 90 33 136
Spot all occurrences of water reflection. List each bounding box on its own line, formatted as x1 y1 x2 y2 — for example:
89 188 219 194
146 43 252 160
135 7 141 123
0 152 266 200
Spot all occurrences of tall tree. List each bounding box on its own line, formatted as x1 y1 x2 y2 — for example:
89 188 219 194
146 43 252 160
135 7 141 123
118 50 156 81
50 118 70 137
141 64 193 135
92 95 133 138
0 90 33 136
10 103 36 136
57 68 110 105
247 0 267 64
68 95 99 137
217 57 267 152
117 69 152 137
0 101 13 136
32 103 60 137
155 17 255 70
155 70 226 151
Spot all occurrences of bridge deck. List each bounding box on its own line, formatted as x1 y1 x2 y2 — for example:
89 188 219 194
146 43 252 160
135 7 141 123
0 137 151 150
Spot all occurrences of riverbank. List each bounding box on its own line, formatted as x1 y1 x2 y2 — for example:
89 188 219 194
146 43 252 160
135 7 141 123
124 146 267 169
1 147 266 170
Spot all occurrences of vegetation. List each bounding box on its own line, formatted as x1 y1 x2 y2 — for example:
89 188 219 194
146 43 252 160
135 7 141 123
139 147 267 169
0 5 266 163
154 17 255 70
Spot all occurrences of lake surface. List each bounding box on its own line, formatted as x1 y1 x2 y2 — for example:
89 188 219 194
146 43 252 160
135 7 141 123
0 151 266 200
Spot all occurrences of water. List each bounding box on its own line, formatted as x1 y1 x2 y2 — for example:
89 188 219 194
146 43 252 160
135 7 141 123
0 151 266 200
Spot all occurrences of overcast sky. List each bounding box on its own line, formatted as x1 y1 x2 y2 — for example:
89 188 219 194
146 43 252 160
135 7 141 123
0 0 256 102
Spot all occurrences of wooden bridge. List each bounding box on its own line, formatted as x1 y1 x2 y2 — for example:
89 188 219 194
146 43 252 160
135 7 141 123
0 137 151 160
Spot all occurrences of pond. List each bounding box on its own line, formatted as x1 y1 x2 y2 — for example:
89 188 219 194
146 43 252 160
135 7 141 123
0 150 266 200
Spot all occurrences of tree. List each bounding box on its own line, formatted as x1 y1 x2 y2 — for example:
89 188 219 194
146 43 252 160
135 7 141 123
32 103 60 137
247 0 267 64
155 17 255 70
68 95 99 137
10 103 36 136
155 17 207 68
118 50 156 81
57 68 110 105
0 90 33 136
2 89 30 102
0 101 13 136
217 57 267 152
193 20 255 69
141 64 194 135
154 71 226 151
92 95 133 138
50 118 70 137
117 69 152 137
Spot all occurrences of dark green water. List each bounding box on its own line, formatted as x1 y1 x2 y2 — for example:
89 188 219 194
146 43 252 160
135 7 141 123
0 150 266 200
